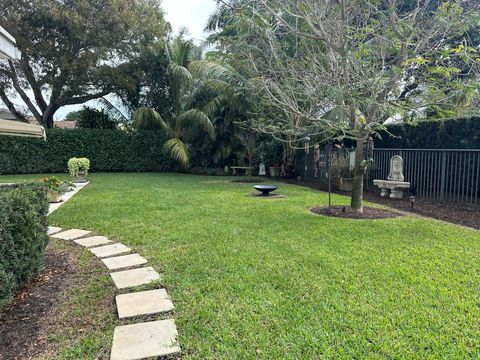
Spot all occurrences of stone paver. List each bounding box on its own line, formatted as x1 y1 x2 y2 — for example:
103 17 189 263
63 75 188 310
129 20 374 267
51 229 91 240
110 320 180 360
74 235 112 248
47 226 62 235
116 289 174 318
110 267 160 289
101 253 147 270
89 243 131 258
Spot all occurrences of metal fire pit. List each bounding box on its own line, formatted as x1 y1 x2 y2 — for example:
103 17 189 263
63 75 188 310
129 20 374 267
254 185 278 196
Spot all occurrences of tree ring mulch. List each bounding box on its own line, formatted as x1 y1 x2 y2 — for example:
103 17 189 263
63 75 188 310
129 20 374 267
232 179 265 183
248 193 287 199
311 205 402 219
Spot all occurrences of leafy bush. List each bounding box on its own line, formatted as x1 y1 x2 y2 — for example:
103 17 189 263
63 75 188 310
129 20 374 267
374 117 480 149
0 129 178 174
0 184 49 311
68 157 90 177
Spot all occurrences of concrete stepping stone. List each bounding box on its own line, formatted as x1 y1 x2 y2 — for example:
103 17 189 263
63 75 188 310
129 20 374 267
110 320 180 360
89 243 131 258
101 253 147 270
110 267 160 289
51 228 91 240
116 289 174 318
47 226 62 235
74 235 112 248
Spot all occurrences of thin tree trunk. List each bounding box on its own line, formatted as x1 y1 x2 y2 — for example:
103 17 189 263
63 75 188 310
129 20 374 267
351 135 367 213
282 142 296 177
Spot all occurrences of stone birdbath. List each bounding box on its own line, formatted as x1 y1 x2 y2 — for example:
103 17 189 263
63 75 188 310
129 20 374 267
254 185 278 196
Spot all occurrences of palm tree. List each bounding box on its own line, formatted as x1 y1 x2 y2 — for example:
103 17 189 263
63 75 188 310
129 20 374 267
134 37 215 166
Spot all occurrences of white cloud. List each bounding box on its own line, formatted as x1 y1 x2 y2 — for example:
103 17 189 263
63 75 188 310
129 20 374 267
162 0 216 43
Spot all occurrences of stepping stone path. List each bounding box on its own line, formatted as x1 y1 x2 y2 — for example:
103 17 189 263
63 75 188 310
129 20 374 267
89 243 131 258
116 289 174 318
110 320 180 360
102 253 148 270
74 235 112 248
46 226 181 359
47 226 63 235
52 228 91 240
110 267 160 289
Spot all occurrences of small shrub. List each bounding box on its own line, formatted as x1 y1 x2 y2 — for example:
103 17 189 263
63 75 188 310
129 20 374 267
68 157 90 177
0 184 49 311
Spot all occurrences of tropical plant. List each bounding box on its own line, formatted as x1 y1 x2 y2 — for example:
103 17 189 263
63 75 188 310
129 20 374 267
133 36 215 166
68 158 90 177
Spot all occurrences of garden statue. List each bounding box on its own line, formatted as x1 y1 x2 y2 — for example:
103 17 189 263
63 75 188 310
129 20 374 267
258 163 266 176
373 155 410 199
388 155 405 182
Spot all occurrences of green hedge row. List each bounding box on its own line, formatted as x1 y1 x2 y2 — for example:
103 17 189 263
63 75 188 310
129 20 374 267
374 117 480 149
0 129 178 174
0 184 49 311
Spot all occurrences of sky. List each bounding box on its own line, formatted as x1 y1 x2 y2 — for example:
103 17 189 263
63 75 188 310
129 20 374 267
3 0 217 120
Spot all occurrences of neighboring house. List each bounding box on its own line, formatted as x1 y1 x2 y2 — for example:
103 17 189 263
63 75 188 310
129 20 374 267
54 120 76 129
0 26 45 139
0 26 21 60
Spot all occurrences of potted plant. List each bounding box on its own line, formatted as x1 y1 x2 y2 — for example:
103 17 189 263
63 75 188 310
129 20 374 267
338 167 354 192
68 157 90 183
42 176 69 203
269 163 282 177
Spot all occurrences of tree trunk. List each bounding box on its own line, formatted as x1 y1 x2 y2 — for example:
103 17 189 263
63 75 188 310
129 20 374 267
42 112 55 129
350 136 367 214
282 142 296 177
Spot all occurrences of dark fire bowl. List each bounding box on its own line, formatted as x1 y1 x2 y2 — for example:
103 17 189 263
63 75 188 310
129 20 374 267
254 185 278 196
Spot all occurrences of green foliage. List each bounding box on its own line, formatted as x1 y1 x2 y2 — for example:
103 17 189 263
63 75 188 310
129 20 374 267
0 184 49 311
375 117 480 149
68 158 91 177
75 107 118 130
34 173 480 358
42 176 69 193
0 0 170 127
0 129 177 174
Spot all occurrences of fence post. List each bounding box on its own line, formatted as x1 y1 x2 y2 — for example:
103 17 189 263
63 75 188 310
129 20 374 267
439 151 446 202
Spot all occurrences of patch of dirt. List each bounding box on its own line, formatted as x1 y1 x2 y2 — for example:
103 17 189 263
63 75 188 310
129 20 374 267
0 241 79 360
311 205 402 219
231 179 265 183
283 179 480 230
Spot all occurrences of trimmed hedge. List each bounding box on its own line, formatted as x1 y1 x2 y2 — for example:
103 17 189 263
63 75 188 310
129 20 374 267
0 129 177 174
0 184 49 311
374 117 480 149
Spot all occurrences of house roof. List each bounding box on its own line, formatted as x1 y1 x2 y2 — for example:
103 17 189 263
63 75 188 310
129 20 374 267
0 26 21 60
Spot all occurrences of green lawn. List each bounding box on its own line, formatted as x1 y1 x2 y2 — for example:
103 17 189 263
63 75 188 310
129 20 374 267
2 173 480 359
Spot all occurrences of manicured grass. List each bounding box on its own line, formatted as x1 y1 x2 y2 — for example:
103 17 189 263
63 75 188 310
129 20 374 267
2 173 480 358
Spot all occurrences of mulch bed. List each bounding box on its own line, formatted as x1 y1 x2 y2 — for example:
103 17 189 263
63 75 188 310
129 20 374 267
0 242 79 360
311 205 401 219
282 179 480 230
231 179 265 183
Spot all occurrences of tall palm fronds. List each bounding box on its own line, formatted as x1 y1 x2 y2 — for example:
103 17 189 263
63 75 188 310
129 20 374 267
134 36 215 167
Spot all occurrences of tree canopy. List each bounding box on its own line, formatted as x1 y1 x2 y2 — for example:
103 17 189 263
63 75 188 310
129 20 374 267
0 0 170 128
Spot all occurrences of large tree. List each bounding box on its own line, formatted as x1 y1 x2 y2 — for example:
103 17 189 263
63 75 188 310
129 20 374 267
0 0 169 128
231 0 480 213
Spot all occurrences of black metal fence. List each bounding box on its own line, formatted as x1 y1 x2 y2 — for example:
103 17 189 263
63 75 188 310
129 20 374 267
296 147 480 206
